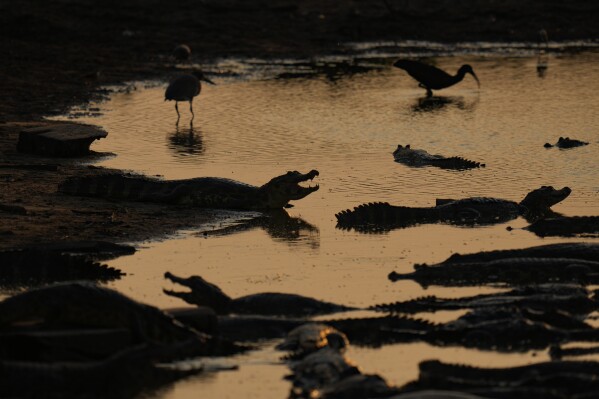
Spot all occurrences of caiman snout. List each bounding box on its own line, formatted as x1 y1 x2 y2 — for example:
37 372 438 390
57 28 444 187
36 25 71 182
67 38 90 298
264 169 320 204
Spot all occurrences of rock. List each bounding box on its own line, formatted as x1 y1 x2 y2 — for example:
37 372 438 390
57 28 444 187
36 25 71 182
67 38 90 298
17 122 107 157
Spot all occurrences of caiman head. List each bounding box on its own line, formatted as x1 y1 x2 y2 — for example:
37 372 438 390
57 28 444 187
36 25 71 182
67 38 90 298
163 272 232 313
392 144 413 157
519 186 571 213
259 170 319 208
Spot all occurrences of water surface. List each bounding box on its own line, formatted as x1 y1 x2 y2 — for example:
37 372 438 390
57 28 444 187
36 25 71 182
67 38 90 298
64 49 599 398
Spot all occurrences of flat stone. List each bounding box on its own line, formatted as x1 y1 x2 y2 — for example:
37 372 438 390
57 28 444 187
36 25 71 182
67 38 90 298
17 122 107 157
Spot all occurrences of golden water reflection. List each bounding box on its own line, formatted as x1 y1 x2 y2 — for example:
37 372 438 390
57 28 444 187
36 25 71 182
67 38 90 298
62 52 599 398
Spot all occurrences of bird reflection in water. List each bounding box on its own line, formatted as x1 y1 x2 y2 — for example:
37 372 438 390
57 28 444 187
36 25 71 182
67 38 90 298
410 95 478 114
168 121 204 156
537 29 549 78
197 209 319 249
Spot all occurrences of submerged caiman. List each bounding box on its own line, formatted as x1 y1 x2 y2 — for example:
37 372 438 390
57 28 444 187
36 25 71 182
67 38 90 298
59 169 319 210
544 136 589 149
393 144 485 170
336 186 571 231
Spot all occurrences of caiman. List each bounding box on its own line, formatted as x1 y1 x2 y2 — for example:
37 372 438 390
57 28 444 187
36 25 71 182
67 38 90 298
421 306 599 351
0 343 207 399
440 242 599 264
0 240 134 287
393 144 484 170
276 323 349 357
315 373 400 399
389 257 599 286
544 136 589 148
59 169 319 210
550 343 599 360
525 216 599 237
163 271 355 316
280 324 358 395
219 306 599 352
336 186 571 231
0 250 124 287
287 345 360 394
400 359 599 399
215 314 435 346
371 284 598 315
0 282 246 357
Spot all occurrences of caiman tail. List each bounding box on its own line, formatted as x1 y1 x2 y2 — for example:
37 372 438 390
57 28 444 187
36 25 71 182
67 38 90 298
59 174 164 201
336 202 433 230
336 202 400 226
430 156 485 170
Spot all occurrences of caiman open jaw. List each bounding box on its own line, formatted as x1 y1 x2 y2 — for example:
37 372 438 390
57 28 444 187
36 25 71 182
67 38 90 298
263 170 320 205
287 169 320 200
163 271 231 310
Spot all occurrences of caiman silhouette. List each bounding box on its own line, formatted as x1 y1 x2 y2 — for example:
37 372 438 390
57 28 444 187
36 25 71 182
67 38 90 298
524 215 599 237
544 136 589 149
372 284 597 315
59 169 319 210
393 144 484 170
336 186 571 232
163 272 356 317
0 282 246 357
389 242 599 286
398 359 599 399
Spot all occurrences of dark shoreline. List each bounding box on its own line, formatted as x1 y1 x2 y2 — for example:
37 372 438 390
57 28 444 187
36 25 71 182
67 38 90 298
2 0 599 121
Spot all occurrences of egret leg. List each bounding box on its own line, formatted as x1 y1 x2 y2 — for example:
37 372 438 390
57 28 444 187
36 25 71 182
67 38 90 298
189 100 195 122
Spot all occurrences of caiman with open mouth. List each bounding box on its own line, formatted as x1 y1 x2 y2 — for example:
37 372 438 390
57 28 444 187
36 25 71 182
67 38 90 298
59 170 319 210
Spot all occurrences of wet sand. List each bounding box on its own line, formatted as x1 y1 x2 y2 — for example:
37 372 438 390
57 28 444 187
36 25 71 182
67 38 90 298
1 0 598 250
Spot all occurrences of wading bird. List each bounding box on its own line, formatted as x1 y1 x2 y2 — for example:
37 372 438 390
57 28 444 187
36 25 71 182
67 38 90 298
165 71 215 123
394 60 480 97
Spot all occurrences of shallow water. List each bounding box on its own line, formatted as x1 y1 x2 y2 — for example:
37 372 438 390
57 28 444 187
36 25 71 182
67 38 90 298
62 48 599 397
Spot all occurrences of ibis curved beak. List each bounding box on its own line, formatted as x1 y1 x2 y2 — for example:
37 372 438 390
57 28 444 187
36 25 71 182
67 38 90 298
469 71 480 88
202 76 216 85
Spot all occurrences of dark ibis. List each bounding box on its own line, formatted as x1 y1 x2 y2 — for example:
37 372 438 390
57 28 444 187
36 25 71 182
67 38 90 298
165 71 215 123
393 60 480 97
